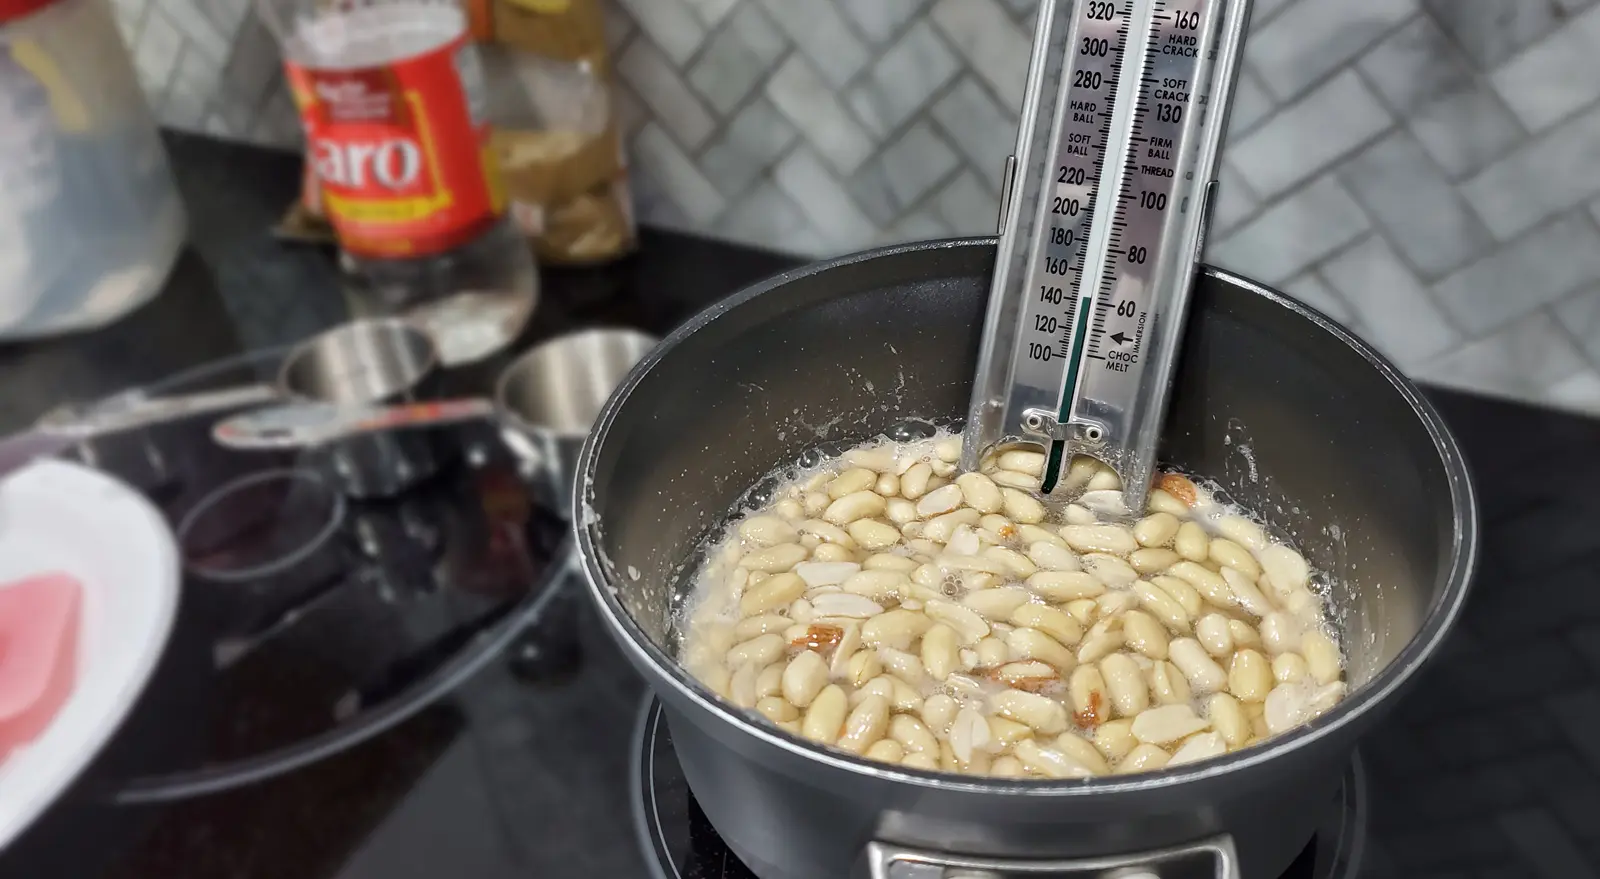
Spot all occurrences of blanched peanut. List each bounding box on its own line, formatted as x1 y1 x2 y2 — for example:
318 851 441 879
1077 617 1125 664
827 468 876 499
1169 638 1228 693
1019 525 1069 549
993 689 1068 734
740 515 799 547
730 661 759 707
1134 513 1180 547
1196 613 1235 658
1215 515 1267 552
847 649 883 687
1260 544 1310 593
845 445 896 471
977 637 1012 669
1208 693 1250 747
1130 548 1181 574
1146 487 1190 517
1174 521 1209 562
734 615 791 640
1028 570 1105 601
801 685 848 744
925 599 991 643
774 498 804 521
915 484 964 517
1149 577 1201 621
900 463 933 500
984 546 1038 578
1082 554 1138 588
866 739 905 763
1069 665 1108 726
877 646 924 685
1122 610 1170 660
1064 505 1096 526
1008 627 1077 671
1065 599 1098 626
1246 700 1269 739
922 624 960 681
795 560 862 589
1220 566 1275 618
933 436 962 462
1094 718 1137 760
863 554 917 573
963 587 1031 621
1117 744 1171 773
700 664 732 698
886 498 918 524
802 491 829 516
848 519 902 550
991 470 1038 490
902 752 939 770
782 649 829 707
798 520 856 548
862 609 933 650
1014 739 1096 778
1060 524 1138 555
997 449 1046 476
875 472 899 497
756 662 784 698
811 593 883 619
1133 580 1193 634
1000 488 1046 524
1010 604 1084 647
984 716 1031 750
838 694 890 753
1026 542 1081 572
1302 631 1342 685
921 694 959 735
1309 681 1346 719
1208 538 1259 578
1167 561 1235 609
824 491 887 525
955 472 1004 514
888 677 923 713
756 696 800 722
1260 612 1305 656
728 633 786 668
995 660 1057 690
1272 651 1309 684
1054 732 1112 774
1096 591 1137 618
990 756 1025 777
742 544 808 574
924 508 981 542
1169 731 1227 766
1228 619 1263 650
890 714 938 754
1264 682 1310 734
811 543 854 563
1131 704 1210 744
790 598 814 625
1228 649 1273 702
1147 660 1192 705
949 707 993 764
1100 653 1149 717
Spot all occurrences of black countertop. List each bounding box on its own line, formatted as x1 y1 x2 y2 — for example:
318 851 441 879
3 132 1600 879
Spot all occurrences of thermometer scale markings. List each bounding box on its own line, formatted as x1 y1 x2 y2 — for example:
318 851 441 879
965 0 1248 504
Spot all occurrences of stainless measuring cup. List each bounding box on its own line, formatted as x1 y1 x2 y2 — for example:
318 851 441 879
276 318 443 499
213 328 657 503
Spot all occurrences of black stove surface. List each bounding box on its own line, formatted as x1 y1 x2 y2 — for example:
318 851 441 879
1 133 1598 879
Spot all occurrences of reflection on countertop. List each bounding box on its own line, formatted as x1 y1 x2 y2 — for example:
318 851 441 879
0 131 1597 879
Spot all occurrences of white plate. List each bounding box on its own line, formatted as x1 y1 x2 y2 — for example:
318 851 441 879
0 460 179 850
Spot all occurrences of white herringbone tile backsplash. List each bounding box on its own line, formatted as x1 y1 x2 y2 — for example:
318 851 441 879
107 0 1600 414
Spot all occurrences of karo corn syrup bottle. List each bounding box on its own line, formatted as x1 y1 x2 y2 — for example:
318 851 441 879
260 0 538 364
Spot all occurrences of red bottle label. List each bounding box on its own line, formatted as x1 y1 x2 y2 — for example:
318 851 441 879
285 34 506 258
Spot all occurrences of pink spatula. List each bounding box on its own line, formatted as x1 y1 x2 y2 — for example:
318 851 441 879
0 573 82 758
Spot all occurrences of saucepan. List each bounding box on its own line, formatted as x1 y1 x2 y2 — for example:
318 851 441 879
571 239 1477 879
